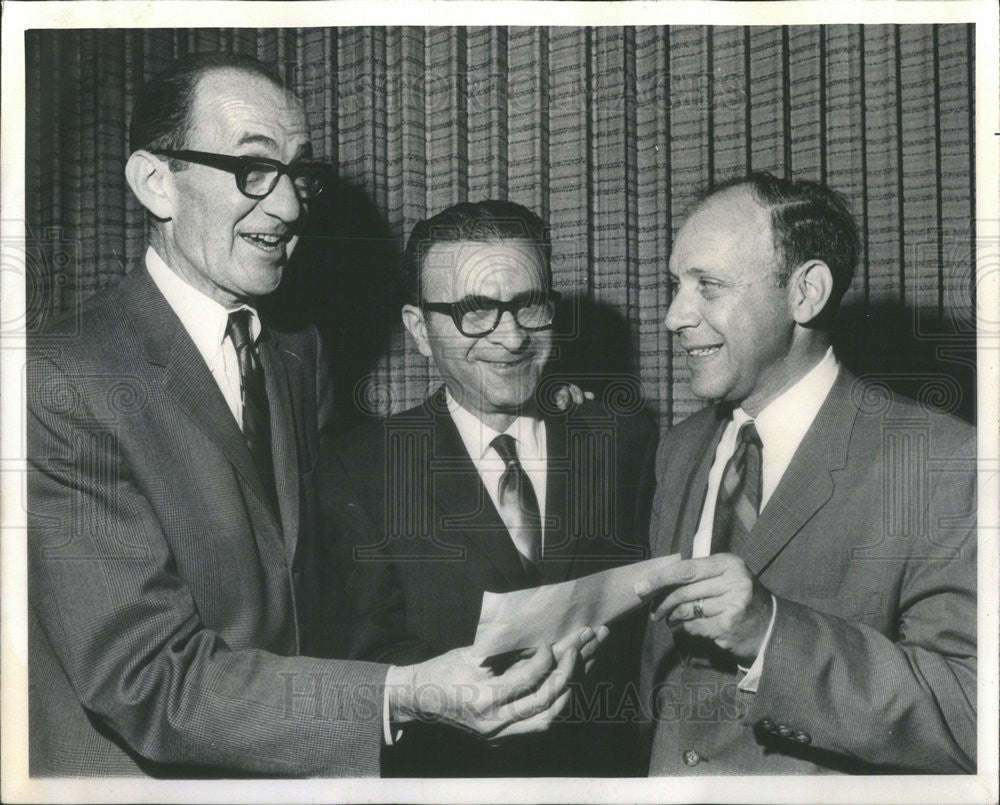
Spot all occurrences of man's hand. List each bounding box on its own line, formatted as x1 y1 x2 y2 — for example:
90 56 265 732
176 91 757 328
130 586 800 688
386 626 607 741
635 554 772 664
552 383 595 411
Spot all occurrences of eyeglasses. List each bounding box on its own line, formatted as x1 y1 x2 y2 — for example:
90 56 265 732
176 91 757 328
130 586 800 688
149 149 327 200
422 291 561 337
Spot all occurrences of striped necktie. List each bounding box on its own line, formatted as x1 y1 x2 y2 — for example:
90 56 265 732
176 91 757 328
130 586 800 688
226 309 279 517
710 421 762 556
491 433 542 583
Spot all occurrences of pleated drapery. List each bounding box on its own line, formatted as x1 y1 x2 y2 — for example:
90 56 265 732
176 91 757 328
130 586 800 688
25 26 976 427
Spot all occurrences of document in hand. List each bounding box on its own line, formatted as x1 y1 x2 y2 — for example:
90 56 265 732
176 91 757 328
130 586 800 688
473 554 681 657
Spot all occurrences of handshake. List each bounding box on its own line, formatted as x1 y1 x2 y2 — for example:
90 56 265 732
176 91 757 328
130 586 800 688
384 626 608 740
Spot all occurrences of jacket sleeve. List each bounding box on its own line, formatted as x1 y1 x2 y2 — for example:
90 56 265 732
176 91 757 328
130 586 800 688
28 353 388 777
745 433 977 773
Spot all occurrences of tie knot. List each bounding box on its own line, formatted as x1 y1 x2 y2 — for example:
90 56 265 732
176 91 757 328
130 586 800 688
226 309 256 351
491 433 520 466
737 420 762 449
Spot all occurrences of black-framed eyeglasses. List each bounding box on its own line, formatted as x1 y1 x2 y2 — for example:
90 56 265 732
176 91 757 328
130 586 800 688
149 149 327 200
422 291 561 337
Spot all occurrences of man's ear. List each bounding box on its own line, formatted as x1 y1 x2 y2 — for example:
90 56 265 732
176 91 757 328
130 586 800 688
788 259 834 325
401 304 433 358
125 150 174 220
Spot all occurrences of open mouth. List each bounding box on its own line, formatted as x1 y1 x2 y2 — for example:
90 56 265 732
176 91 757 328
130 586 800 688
686 345 722 358
482 356 532 369
240 232 292 252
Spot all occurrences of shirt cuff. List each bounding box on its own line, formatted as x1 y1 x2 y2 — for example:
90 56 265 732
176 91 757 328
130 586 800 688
383 670 403 745
736 595 777 693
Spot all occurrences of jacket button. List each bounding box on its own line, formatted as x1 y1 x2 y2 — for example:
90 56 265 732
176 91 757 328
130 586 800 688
758 719 776 733
777 724 793 738
793 731 812 745
682 749 701 767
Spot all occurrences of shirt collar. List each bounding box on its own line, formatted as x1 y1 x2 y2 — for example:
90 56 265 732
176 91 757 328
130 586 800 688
445 389 543 462
145 246 261 362
737 346 839 458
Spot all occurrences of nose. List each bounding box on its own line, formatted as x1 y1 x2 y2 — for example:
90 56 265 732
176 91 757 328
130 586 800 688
486 310 529 351
259 172 305 223
664 286 699 333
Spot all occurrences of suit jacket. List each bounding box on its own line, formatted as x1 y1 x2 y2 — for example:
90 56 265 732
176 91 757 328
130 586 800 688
641 368 977 774
314 390 658 776
27 262 387 777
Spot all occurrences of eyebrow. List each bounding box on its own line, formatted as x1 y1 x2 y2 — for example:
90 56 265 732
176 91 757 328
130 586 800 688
234 134 313 161
451 290 548 306
235 133 278 150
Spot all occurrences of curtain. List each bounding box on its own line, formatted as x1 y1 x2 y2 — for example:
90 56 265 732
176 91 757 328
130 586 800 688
25 26 976 428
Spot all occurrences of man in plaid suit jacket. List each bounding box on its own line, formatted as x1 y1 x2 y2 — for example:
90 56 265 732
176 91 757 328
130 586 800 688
636 174 976 774
26 53 592 778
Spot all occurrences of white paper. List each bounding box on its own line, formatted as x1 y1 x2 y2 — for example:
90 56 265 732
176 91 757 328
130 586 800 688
473 554 680 656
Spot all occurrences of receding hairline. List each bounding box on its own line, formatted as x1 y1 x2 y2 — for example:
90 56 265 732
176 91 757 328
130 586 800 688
689 181 769 218
682 183 776 243
185 65 305 135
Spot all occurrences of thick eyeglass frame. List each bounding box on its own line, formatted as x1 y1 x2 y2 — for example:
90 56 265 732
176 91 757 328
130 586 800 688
149 149 327 200
421 290 562 337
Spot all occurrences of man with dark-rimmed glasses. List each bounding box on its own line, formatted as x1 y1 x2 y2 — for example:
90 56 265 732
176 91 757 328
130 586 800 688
315 199 658 776
27 54 599 779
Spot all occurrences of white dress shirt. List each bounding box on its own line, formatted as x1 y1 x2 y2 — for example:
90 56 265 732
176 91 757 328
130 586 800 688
447 390 548 549
145 246 260 430
692 347 840 691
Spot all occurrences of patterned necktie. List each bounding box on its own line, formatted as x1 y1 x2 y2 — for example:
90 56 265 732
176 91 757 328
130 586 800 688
491 433 542 582
226 309 279 517
710 420 763 556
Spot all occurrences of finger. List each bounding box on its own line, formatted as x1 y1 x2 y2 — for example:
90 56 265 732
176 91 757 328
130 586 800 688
584 390 595 400
490 686 573 740
651 576 732 622
488 642 556 705
553 626 593 657
579 625 610 663
553 386 570 411
569 384 585 405
489 641 578 730
678 612 718 641
634 556 728 599
666 596 726 626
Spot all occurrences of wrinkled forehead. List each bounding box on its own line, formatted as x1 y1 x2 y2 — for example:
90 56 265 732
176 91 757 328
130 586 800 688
187 68 310 153
421 239 549 301
671 187 775 272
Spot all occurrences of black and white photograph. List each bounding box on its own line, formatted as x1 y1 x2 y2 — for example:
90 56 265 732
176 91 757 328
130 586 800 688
2 1 997 802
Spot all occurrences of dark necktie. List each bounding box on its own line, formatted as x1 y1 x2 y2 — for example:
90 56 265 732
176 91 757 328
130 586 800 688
226 309 279 517
710 420 763 556
491 433 542 583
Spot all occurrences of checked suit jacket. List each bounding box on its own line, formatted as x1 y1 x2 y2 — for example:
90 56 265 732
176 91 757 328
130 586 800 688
27 262 387 777
641 368 977 774
313 389 658 776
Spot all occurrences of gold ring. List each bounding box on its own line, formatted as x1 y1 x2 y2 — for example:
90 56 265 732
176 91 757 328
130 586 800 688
693 599 705 619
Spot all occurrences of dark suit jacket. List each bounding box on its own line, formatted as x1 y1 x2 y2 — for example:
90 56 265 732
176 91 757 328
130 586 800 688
27 262 387 777
641 368 977 774
315 390 658 776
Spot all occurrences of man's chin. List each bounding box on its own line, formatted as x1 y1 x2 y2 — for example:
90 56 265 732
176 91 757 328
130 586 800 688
246 268 285 298
478 390 538 420
689 376 729 403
